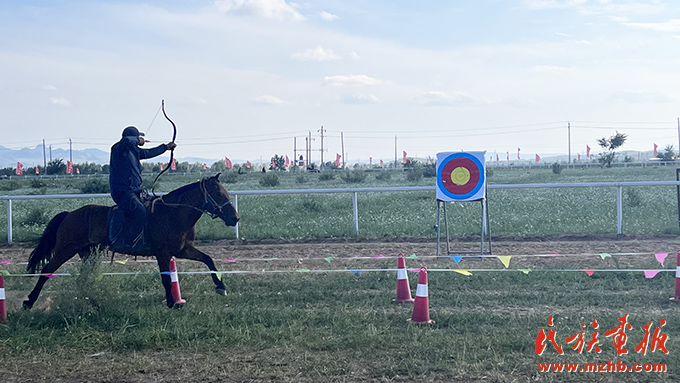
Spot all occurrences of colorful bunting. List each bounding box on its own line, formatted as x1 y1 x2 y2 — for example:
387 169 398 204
655 252 669 266
497 256 512 268
405 254 417 259
644 270 661 279
518 269 531 274
223 259 237 263
451 256 462 264
0 259 11 265
114 258 129 265
453 269 472 276
599 253 611 260
583 270 595 276
324 256 335 263
371 254 384 258
296 269 310 273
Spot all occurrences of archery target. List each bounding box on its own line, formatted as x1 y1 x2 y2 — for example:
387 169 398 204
436 152 486 201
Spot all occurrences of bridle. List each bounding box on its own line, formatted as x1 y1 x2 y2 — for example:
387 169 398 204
199 178 233 219
154 178 232 219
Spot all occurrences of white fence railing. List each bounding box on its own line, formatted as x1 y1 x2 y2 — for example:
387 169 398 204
2 181 680 243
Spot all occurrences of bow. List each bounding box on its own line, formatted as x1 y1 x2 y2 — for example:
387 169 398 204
152 99 176 190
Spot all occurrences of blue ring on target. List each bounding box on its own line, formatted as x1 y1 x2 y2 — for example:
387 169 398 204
437 152 485 201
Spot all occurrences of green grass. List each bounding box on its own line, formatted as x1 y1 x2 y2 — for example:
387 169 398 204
2 166 680 243
1 251 678 381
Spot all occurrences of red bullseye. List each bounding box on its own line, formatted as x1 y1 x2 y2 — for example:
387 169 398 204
440 157 480 195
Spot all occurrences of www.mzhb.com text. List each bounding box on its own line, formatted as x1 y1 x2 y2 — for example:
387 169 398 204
537 360 667 373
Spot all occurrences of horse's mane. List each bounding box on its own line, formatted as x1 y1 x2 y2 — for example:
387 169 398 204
160 179 202 203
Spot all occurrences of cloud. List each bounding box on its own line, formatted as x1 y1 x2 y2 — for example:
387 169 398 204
608 91 672 104
252 95 285 105
533 65 576 73
319 11 338 21
50 97 71 107
291 46 341 61
624 19 680 32
323 74 381 87
416 91 474 106
214 0 305 21
340 92 379 104
42 85 57 91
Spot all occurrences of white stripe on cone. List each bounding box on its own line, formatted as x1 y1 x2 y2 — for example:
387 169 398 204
416 283 428 297
0 288 4 300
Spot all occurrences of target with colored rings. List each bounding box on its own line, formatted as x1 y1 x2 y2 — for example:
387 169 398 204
436 152 486 201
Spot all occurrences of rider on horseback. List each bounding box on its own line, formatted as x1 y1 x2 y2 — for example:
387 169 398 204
109 126 176 253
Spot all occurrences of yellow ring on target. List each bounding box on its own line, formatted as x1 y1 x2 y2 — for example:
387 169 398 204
450 166 471 186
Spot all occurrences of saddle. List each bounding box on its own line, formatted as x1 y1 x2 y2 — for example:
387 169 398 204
107 196 160 254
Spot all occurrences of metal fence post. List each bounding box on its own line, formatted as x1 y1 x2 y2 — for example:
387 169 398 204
616 185 623 234
353 192 359 236
7 199 12 244
233 194 239 239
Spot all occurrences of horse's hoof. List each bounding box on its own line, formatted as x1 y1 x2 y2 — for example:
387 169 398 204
22 300 33 310
216 288 227 296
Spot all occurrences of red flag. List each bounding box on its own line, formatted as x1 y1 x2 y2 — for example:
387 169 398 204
271 159 276 168
517 148 521 160
496 154 499 162
160 163 164 171
535 154 541 163
506 152 509 161
16 162 23 176
203 163 207 170
586 145 591 157
402 150 407 163
76 167 80 174
578 154 581 162
335 153 341 167
171 158 177 171
246 160 251 168
369 157 372 165
285 155 290 167
66 160 73 174
35 167 39 175
225 157 232 169
380 159 384 166
654 143 658 156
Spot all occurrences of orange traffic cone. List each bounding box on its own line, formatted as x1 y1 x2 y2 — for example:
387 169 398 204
408 267 434 324
169 257 186 306
0 275 6 323
393 253 414 303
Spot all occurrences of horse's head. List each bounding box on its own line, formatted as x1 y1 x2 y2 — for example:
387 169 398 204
200 173 239 226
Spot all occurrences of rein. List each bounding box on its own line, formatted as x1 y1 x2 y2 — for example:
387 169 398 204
152 179 231 219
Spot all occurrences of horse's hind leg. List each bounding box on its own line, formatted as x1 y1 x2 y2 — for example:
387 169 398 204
177 245 227 295
23 244 81 310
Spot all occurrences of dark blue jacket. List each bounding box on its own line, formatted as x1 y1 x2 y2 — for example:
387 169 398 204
109 136 168 196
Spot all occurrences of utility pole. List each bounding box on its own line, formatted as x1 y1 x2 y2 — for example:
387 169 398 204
341 132 345 169
42 139 46 169
69 138 72 165
293 137 297 170
318 126 326 170
49 145 52 162
394 135 398 169
567 122 571 164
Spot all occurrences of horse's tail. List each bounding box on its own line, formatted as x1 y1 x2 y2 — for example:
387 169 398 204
27 211 69 274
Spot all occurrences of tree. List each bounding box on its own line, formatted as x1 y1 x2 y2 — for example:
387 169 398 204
270 154 286 171
46 159 66 175
596 131 627 168
656 145 676 162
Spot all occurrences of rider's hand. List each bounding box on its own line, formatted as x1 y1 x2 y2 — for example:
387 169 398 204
166 142 177 150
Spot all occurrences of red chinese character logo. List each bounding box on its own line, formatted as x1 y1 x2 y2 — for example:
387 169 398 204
604 314 632 356
536 316 564 355
636 318 669 355
567 319 601 353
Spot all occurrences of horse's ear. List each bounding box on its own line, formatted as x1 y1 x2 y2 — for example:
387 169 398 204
215 173 221 181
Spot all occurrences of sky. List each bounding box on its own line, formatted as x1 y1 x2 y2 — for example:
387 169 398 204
2 0 680 166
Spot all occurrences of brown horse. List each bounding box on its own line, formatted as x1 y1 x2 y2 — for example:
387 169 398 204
23 173 239 309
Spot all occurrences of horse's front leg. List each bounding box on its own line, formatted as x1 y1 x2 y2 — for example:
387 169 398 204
177 245 227 295
156 256 179 308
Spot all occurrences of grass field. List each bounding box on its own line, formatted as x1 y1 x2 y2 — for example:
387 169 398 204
0 244 678 382
1 165 680 382
2 165 680 243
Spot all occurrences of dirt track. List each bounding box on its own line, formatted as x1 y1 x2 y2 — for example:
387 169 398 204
3 235 680 264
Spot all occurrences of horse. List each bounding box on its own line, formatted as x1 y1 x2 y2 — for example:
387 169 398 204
23 173 239 309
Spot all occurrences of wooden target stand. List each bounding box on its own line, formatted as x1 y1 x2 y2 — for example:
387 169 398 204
435 152 492 257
